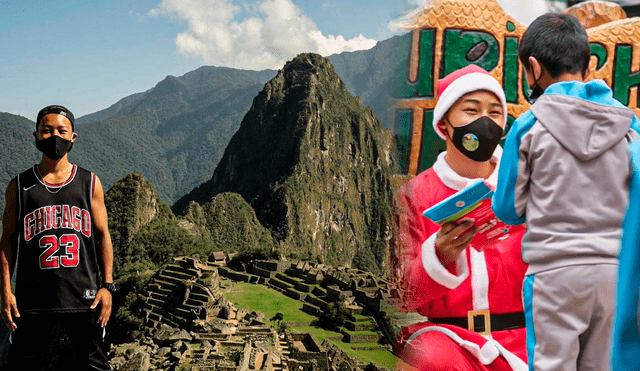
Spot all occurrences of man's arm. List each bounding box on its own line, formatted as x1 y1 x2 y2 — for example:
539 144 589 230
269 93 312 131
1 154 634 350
0 180 19 331
89 175 114 327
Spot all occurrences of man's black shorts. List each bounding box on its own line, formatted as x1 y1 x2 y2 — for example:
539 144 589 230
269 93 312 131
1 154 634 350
6 310 110 370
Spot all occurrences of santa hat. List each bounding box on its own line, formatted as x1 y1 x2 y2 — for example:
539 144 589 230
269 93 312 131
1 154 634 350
432 65 507 140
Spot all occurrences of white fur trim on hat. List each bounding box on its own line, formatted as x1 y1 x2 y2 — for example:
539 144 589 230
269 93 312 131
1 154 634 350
433 72 507 140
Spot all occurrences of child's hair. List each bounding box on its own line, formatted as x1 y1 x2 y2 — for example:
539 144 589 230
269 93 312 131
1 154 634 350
518 13 590 78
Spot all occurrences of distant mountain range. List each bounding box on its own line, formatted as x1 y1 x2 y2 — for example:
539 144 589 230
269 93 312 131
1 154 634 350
0 35 402 217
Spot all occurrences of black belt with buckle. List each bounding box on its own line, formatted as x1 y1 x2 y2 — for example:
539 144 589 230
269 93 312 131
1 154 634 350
428 310 526 336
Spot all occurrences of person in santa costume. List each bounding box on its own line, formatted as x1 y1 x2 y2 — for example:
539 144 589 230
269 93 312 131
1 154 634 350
394 64 528 371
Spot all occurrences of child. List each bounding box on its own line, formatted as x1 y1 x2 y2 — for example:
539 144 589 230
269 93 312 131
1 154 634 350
492 13 639 371
395 64 528 371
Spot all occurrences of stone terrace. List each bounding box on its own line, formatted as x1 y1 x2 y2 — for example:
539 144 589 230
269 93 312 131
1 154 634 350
142 257 223 330
241 259 426 349
114 257 395 370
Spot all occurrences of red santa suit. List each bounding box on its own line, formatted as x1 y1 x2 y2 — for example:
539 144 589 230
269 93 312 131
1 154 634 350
394 147 528 371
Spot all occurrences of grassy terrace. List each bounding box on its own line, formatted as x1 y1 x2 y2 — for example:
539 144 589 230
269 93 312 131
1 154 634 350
324 338 398 369
279 273 305 282
351 313 371 320
289 325 343 342
223 281 397 370
225 282 316 323
341 327 378 335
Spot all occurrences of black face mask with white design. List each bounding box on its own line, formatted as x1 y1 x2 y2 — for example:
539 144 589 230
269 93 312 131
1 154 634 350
445 116 503 162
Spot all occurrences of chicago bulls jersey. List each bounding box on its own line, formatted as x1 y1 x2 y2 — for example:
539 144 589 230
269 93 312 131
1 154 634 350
14 164 100 313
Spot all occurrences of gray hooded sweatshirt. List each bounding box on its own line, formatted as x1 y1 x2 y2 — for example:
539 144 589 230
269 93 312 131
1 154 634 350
492 80 638 275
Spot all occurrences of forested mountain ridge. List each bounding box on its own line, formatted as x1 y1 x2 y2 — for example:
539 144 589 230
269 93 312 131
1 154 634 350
0 67 276 215
0 35 402 219
105 173 275 277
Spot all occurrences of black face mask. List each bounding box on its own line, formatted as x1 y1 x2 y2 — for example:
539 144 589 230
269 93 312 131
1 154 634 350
35 136 74 160
527 70 544 104
445 116 503 162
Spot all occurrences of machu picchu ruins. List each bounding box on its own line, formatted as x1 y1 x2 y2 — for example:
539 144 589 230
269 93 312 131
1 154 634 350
108 254 421 370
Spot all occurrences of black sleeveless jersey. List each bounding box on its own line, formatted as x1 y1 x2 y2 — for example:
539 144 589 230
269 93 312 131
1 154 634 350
14 164 101 313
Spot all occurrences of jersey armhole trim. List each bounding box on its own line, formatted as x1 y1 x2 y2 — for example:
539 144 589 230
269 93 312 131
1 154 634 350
90 172 96 199
16 175 22 222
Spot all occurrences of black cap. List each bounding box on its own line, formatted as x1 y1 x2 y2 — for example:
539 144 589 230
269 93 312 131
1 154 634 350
36 105 75 131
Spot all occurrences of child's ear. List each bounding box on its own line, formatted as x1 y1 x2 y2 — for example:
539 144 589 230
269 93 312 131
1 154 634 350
528 57 542 80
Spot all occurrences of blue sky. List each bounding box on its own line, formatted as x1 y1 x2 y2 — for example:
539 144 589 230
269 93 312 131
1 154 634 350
0 0 416 120
0 0 547 120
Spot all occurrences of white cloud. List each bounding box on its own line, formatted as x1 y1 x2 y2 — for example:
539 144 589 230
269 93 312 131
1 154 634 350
151 0 378 70
408 0 428 6
386 0 429 33
495 0 549 26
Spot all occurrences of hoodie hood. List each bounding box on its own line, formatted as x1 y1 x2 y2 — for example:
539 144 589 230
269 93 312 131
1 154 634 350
530 80 635 161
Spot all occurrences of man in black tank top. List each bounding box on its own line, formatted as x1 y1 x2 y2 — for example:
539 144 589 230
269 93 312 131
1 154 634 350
0 105 114 370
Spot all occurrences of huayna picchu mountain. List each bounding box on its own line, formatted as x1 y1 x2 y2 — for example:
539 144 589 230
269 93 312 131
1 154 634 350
173 53 399 274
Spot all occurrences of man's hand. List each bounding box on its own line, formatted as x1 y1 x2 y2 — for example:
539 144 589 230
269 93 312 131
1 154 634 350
90 288 112 327
1 292 19 331
0 180 18 332
435 219 477 266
